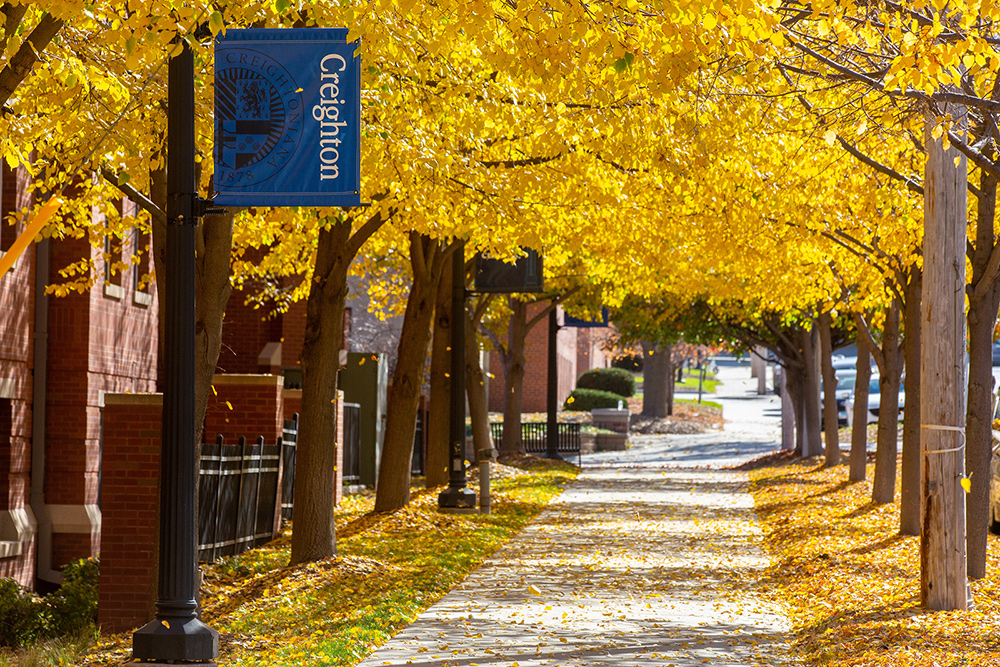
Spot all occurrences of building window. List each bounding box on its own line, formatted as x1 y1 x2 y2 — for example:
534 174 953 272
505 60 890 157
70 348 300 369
132 226 152 307
102 200 124 299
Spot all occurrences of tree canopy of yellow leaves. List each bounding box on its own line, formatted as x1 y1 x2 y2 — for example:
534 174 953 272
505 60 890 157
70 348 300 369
7 0 995 337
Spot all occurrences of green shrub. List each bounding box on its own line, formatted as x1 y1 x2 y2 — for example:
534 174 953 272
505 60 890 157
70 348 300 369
575 368 636 397
611 353 643 372
46 557 98 637
565 388 626 411
0 579 50 648
0 557 98 649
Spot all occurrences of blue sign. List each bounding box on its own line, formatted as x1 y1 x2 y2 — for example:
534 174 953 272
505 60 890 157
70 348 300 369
213 29 361 207
563 308 609 328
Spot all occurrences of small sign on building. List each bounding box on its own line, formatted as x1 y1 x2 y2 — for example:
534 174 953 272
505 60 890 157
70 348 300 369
213 28 361 207
473 248 544 293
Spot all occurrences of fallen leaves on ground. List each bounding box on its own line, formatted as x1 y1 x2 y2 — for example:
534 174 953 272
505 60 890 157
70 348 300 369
79 459 578 667
750 458 1000 666
629 401 723 434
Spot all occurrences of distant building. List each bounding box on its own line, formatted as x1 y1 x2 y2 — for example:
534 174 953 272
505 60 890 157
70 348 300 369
488 304 613 414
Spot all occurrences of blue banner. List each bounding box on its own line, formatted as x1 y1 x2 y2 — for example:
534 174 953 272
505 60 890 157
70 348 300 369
563 308 609 328
213 28 361 207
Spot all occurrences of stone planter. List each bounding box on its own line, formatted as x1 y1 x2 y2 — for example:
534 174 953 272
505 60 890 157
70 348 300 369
580 432 596 454
591 408 630 434
595 432 629 451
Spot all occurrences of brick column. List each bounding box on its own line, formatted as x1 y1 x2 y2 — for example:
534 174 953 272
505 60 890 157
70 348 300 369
99 393 161 633
204 374 283 445
335 390 344 506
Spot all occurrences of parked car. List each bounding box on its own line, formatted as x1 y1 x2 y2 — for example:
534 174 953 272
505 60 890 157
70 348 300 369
993 341 1000 366
833 370 857 426
831 355 858 371
844 375 905 429
820 369 857 426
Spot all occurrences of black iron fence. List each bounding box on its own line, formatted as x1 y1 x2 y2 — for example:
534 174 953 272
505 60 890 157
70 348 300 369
197 435 281 564
280 415 298 520
342 402 361 484
489 421 581 454
412 401 428 475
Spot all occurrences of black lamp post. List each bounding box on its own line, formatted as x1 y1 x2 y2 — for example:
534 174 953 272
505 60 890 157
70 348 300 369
132 39 218 663
439 240 477 511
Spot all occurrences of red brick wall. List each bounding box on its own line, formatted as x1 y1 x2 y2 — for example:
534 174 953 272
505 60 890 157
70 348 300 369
335 391 343 506
0 164 36 587
204 374 284 446
574 327 613 375
44 220 158 567
283 389 301 421
99 394 161 633
281 300 307 368
218 285 283 375
488 305 576 414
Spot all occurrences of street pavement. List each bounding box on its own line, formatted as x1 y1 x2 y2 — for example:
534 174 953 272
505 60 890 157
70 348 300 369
356 358 799 667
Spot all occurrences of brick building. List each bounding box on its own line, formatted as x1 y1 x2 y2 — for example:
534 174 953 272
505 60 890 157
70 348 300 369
0 167 158 589
488 304 613 414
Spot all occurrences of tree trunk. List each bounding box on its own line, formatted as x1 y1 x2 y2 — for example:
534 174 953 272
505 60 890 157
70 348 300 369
900 269 923 534
965 289 997 577
290 222 352 565
781 366 794 450
965 155 1000 579
801 326 823 457
850 341 871 482
665 343 675 415
641 341 669 418
425 255 452 488
375 235 452 513
920 106 968 610
785 364 806 456
499 298 528 459
193 212 233 446
872 299 902 505
819 312 840 466
465 302 494 462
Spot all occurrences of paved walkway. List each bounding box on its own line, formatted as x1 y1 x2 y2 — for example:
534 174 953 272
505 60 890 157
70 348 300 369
357 358 798 667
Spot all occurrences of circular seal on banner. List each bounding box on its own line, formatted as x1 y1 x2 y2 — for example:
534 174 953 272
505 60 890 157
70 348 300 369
215 48 304 188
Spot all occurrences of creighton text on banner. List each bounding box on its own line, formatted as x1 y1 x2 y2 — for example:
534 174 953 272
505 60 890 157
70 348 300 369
213 28 361 207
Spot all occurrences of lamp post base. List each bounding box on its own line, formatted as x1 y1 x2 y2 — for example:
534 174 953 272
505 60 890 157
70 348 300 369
438 486 477 513
133 615 219 663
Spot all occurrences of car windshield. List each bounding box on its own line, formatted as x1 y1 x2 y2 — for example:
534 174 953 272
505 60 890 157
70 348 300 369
870 377 881 393
837 374 856 391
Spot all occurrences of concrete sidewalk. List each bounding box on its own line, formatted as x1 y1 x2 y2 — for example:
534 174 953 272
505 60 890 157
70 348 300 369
356 360 797 667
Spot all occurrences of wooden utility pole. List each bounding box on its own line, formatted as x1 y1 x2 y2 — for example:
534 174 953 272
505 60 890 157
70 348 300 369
920 106 969 611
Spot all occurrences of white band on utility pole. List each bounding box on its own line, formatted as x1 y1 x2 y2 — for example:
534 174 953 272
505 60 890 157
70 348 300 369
920 424 966 453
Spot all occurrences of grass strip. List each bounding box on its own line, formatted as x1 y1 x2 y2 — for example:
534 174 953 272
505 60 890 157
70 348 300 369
749 458 1000 666
79 457 578 667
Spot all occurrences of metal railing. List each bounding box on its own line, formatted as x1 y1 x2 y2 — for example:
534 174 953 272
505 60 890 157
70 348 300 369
342 403 361 484
488 421 581 454
280 415 298 520
197 435 281 564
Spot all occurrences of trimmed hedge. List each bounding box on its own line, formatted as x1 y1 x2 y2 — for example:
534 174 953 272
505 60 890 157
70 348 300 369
576 367 636 397
611 353 643 372
565 388 626 411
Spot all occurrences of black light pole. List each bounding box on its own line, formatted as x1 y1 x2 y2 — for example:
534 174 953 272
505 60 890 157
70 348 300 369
545 308 561 459
133 39 219 663
439 240 477 511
